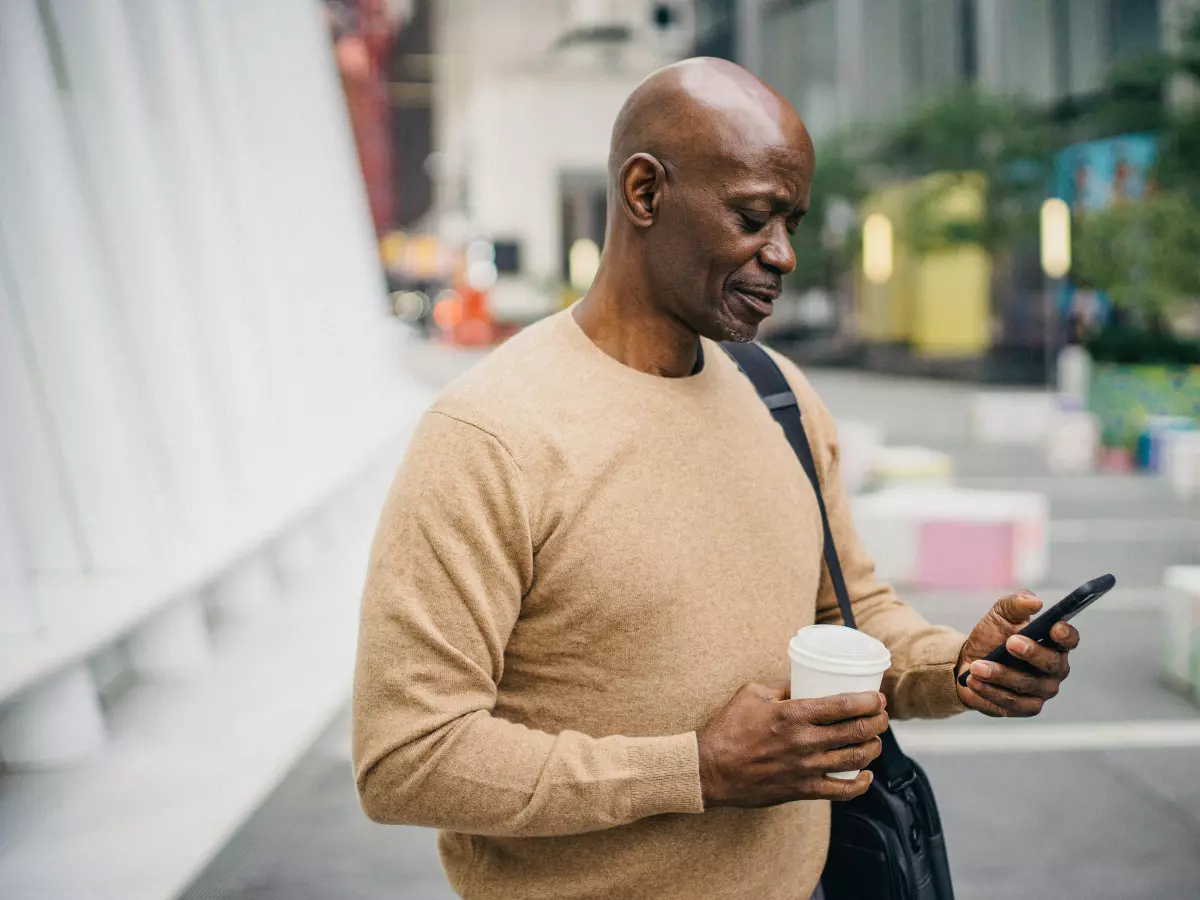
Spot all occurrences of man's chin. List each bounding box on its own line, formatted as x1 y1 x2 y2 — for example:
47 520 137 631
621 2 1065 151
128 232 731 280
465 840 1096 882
711 316 759 344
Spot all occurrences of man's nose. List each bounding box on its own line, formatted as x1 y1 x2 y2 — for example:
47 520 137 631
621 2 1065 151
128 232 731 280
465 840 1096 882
759 221 796 275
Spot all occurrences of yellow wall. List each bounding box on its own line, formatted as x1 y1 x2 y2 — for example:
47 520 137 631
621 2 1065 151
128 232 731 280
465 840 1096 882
856 174 992 358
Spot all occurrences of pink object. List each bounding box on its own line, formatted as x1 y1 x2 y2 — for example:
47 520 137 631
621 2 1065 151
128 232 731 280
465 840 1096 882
1098 447 1133 472
917 521 1016 589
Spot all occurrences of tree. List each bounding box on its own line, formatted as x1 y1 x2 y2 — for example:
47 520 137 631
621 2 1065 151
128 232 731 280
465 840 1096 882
874 86 1059 256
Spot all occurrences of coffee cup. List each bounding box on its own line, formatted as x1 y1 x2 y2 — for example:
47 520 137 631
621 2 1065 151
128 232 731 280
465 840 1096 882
788 624 891 779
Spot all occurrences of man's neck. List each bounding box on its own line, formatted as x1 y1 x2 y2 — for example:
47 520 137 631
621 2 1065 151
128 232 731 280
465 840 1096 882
573 271 701 379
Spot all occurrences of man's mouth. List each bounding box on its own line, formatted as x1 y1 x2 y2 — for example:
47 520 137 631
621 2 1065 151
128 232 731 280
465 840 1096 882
730 285 780 315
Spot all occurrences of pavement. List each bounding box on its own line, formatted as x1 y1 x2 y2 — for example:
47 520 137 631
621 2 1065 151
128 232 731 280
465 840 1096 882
181 353 1200 900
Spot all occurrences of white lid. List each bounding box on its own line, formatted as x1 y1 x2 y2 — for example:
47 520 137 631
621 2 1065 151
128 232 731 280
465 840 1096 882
788 625 891 675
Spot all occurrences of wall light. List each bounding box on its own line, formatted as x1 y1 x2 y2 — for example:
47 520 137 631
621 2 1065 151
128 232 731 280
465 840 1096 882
569 238 601 289
1040 198 1071 279
862 213 893 285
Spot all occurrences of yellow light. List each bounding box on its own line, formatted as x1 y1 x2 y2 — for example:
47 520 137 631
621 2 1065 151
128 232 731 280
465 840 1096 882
862 213 893 285
1040 198 1072 279
568 238 600 289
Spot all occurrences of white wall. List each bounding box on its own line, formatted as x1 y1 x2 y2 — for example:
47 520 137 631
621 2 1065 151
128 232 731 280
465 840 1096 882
469 74 646 278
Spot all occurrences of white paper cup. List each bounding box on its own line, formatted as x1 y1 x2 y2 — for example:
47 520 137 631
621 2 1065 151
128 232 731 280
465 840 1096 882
789 624 891 779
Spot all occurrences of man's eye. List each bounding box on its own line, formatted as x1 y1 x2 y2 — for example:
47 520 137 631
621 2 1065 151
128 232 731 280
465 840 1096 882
739 213 768 232
786 219 801 236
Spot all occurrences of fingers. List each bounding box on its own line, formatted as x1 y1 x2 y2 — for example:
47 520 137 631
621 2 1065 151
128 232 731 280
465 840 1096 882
963 674 1046 717
992 590 1043 625
971 657 1062 698
804 770 874 802
786 691 886 726
1049 621 1081 651
1002 634 1071 678
803 737 883 775
807 712 890 751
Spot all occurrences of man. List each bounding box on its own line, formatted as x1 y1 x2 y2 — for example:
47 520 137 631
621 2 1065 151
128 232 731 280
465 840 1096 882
353 59 1079 899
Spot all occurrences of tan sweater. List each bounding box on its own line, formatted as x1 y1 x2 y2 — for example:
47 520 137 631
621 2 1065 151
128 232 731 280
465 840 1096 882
353 309 966 900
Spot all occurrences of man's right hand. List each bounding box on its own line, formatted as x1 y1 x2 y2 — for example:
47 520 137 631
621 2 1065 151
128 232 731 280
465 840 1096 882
695 680 888 809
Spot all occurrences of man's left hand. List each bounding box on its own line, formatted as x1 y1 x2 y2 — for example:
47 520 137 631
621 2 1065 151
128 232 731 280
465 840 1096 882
956 591 1080 717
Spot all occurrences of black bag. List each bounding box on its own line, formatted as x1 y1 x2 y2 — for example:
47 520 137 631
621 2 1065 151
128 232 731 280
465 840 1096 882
722 340 955 900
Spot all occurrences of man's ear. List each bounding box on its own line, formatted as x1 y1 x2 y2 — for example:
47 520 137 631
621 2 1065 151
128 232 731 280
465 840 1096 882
619 153 666 228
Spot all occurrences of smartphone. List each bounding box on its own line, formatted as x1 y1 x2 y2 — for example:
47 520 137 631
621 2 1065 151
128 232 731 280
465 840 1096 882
957 574 1115 687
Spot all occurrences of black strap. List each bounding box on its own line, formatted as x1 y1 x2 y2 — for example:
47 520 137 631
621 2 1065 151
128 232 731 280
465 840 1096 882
720 341 855 630
721 341 913 784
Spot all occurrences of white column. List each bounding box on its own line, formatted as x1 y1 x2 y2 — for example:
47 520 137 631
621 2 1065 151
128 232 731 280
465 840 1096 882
975 0 1005 93
46 0 231 535
186 0 306 493
836 0 866 131
227 0 334 480
0 666 106 767
121 0 276 499
258 1 376 463
281 0 406 448
126 596 210 678
0 474 36 639
0 0 164 568
0 235 86 574
207 556 278 622
735 0 764 74
273 521 324 586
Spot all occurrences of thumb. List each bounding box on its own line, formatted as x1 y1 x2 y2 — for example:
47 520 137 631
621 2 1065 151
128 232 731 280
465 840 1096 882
992 590 1042 626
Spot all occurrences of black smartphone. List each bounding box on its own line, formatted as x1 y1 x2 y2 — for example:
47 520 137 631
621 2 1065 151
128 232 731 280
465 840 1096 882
957 574 1115 687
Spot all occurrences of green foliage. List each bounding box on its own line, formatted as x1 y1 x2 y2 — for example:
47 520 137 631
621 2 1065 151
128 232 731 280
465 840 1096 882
1156 106 1200 205
1074 192 1200 322
1076 52 1175 139
1085 324 1200 365
874 87 1058 255
787 136 868 292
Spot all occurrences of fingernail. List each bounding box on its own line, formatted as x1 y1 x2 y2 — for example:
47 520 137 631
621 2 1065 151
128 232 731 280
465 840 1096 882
972 661 994 678
877 692 887 707
865 770 874 784
1012 636 1031 652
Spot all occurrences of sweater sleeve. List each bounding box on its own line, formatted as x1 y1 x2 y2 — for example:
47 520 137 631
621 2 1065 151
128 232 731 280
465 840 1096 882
352 410 704 837
766 351 967 720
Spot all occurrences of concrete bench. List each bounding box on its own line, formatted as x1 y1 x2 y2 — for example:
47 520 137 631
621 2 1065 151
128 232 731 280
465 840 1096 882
1045 409 1101 475
852 486 1049 590
971 391 1057 446
868 445 954 492
1163 566 1200 697
1161 431 1200 501
836 420 885 496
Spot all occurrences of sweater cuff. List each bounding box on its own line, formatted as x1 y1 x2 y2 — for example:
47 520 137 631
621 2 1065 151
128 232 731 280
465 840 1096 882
908 631 968 719
625 733 704 820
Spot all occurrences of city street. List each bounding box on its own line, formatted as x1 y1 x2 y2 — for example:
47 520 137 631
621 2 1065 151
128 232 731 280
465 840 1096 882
182 353 1200 900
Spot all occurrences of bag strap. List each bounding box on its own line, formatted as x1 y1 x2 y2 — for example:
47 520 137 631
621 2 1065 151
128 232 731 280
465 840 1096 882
720 341 856 628
721 341 914 785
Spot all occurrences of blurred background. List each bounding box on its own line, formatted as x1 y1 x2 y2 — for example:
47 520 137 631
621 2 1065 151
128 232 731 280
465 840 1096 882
1 1 1199 899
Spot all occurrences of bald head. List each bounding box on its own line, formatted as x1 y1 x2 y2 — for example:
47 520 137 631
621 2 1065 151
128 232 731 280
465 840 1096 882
608 58 813 185
590 58 816 346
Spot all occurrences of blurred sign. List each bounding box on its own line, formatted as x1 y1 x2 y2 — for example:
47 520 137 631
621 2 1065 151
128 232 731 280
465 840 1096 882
1053 133 1158 322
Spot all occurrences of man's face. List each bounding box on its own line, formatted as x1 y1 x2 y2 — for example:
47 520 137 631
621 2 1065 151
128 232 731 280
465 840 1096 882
651 141 814 342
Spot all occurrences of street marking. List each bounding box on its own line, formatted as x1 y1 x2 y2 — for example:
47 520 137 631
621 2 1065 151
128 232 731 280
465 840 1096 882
1051 519 1200 542
893 719 1200 754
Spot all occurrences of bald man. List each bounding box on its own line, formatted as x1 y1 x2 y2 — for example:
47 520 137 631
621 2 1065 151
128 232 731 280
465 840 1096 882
353 59 1078 900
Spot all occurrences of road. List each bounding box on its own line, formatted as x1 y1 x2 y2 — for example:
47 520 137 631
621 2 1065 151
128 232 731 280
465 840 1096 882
181 357 1200 900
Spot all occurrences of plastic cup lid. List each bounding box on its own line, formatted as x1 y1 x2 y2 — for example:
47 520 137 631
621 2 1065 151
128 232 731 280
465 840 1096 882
788 624 891 675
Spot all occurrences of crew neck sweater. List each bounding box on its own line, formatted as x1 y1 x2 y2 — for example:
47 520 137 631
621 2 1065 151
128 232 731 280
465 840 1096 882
353 308 966 900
